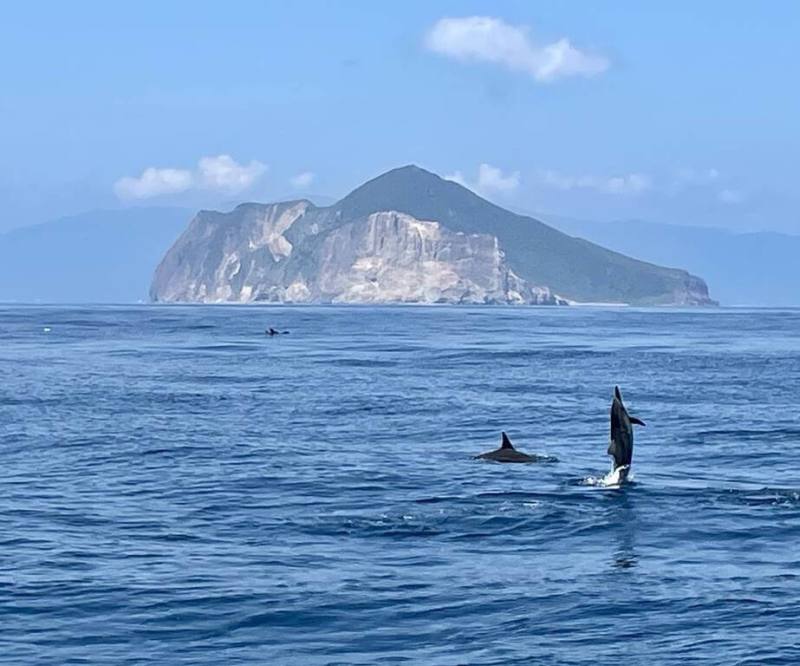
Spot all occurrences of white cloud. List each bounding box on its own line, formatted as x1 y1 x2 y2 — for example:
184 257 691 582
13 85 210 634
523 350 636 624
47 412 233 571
444 171 469 188
603 173 651 195
477 163 520 192
198 155 266 193
445 164 519 195
290 171 316 189
114 155 266 200
718 188 745 204
538 169 651 195
425 16 609 82
674 167 720 187
672 169 745 204
113 167 194 200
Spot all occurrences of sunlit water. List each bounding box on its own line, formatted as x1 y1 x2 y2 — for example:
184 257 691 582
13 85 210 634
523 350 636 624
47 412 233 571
1 305 799 664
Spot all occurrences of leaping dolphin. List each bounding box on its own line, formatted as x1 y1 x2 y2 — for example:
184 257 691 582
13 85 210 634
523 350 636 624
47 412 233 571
607 386 645 483
474 432 557 464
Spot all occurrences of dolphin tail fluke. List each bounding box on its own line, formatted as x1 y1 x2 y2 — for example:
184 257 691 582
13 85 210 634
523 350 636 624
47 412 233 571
629 416 646 426
500 432 514 450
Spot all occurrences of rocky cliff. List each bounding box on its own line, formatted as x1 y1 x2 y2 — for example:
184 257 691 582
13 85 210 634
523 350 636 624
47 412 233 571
151 205 564 304
151 165 716 306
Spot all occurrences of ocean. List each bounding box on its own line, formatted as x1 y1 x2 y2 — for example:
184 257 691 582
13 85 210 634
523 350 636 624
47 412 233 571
1 305 799 664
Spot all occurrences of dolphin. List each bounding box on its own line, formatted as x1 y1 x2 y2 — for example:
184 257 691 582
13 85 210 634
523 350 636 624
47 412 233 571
607 386 645 483
474 432 557 463
266 328 289 336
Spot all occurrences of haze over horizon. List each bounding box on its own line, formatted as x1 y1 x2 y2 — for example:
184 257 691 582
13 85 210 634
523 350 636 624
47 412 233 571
2 1 800 235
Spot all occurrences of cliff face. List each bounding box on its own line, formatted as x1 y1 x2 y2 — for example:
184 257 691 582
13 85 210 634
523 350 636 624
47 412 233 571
151 205 565 304
151 165 716 306
150 201 313 303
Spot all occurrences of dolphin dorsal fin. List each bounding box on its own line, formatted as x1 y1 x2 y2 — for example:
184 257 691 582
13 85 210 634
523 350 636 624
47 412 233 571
500 432 514 450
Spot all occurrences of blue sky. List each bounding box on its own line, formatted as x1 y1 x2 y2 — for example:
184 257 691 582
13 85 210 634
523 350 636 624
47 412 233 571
1 1 799 233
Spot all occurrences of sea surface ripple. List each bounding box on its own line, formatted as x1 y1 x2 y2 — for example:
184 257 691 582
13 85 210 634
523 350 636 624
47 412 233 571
1 305 799 664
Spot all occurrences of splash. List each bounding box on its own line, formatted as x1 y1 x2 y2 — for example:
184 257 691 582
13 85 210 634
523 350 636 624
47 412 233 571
583 465 633 489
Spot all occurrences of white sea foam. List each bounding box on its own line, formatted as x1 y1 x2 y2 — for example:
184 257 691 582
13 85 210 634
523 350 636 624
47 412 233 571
583 465 632 488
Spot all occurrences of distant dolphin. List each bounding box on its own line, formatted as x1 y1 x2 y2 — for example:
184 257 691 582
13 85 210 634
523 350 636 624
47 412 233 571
474 432 557 464
266 328 289 336
607 386 645 484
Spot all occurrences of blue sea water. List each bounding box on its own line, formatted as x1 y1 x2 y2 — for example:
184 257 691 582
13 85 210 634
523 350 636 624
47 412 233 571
1 305 799 665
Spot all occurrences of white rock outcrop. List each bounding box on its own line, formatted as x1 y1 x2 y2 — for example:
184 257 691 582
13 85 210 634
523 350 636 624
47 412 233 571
151 205 566 305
